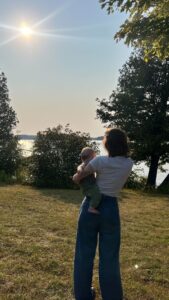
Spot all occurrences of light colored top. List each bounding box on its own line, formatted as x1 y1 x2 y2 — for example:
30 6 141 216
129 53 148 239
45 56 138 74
89 156 133 197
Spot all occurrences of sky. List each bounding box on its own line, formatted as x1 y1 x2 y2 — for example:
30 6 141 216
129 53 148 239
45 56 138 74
0 0 132 137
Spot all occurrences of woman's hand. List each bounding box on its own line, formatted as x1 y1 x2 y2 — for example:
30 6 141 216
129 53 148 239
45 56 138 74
72 164 94 184
73 173 81 184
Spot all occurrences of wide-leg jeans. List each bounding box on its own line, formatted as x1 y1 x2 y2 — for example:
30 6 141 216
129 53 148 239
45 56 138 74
73 194 123 300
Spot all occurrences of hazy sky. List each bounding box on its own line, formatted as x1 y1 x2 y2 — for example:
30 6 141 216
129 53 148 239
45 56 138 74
0 0 132 137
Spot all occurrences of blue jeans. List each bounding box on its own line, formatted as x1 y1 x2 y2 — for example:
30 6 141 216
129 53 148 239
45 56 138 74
74 195 123 300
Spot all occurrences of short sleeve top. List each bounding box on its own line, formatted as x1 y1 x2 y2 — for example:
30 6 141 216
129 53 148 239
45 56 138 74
88 155 133 197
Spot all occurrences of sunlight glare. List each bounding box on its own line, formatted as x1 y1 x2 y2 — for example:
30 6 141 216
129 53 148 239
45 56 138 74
0 2 85 48
20 24 33 38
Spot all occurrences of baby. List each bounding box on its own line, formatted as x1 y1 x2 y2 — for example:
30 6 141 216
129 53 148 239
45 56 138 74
76 147 101 214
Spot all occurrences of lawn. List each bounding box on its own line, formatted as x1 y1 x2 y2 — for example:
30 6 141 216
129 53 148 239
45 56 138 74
0 185 169 300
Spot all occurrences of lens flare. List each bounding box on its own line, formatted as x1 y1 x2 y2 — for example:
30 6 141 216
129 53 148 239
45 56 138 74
0 2 95 48
20 24 33 37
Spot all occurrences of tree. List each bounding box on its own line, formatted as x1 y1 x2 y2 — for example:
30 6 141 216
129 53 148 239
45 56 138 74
96 51 169 187
30 125 98 188
0 71 20 177
99 0 169 59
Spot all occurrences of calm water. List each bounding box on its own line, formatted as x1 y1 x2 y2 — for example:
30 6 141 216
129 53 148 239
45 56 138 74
19 139 168 186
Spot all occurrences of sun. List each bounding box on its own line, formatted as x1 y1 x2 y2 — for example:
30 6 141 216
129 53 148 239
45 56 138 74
20 23 33 38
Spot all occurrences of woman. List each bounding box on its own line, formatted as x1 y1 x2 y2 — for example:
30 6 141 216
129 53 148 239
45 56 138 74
73 128 133 300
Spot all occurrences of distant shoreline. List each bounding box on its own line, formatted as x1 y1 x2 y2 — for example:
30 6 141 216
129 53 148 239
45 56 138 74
18 135 36 140
18 135 103 141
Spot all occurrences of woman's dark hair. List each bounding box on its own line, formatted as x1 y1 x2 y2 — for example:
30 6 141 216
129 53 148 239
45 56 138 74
103 128 129 157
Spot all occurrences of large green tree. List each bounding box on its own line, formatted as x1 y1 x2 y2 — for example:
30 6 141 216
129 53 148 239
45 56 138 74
96 51 169 187
99 0 169 59
0 71 20 176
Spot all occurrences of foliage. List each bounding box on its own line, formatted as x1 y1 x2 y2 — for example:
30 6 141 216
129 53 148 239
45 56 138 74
125 170 146 190
96 51 169 187
0 170 14 184
157 174 169 194
0 71 21 178
99 0 169 59
30 125 98 188
16 157 33 185
157 185 169 194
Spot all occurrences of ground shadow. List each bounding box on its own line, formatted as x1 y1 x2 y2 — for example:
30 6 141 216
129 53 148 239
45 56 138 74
36 187 83 206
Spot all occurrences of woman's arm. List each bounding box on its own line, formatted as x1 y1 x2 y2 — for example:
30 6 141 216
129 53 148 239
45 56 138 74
73 164 94 184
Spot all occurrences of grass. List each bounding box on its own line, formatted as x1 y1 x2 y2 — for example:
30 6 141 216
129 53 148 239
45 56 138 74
0 185 169 300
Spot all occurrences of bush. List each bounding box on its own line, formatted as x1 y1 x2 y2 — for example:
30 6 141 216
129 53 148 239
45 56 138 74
30 125 98 188
0 170 15 184
157 185 169 194
125 170 146 190
15 157 33 185
156 174 169 194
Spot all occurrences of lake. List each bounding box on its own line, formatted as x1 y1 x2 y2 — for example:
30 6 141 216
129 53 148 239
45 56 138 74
19 139 169 186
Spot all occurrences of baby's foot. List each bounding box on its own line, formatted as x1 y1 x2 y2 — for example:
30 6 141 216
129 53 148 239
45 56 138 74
88 207 100 214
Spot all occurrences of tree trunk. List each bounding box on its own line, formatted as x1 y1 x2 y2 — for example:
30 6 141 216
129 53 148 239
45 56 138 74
146 154 160 187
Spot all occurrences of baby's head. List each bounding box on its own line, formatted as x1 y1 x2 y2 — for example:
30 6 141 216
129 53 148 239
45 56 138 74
80 147 96 162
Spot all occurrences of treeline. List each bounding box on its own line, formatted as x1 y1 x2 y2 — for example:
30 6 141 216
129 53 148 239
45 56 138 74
1 1 169 192
0 49 169 192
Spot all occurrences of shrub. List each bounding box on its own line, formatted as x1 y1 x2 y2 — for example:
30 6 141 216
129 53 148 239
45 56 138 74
15 157 33 185
30 125 98 188
0 170 15 184
125 170 146 190
156 174 169 194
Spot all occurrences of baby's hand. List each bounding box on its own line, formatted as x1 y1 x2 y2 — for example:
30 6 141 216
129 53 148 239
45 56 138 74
88 207 100 214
